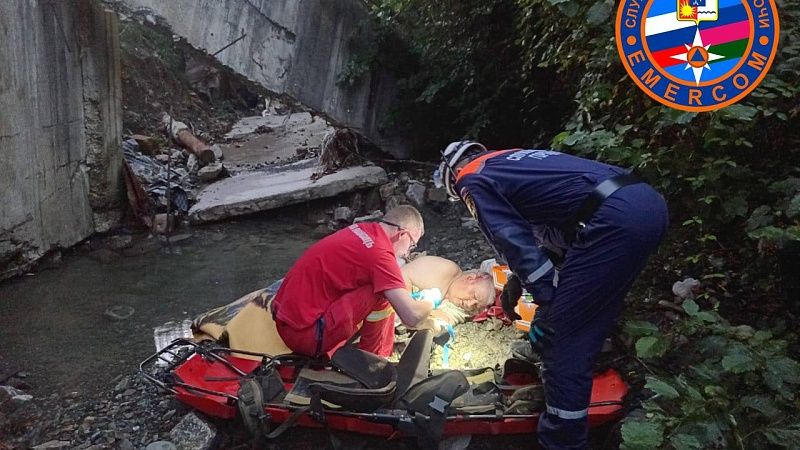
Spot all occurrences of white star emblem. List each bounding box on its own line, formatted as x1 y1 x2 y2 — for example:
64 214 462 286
671 28 724 85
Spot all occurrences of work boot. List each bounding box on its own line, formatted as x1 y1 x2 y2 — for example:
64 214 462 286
510 339 541 362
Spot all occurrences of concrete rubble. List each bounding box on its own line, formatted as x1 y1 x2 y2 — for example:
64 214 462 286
189 162 388 223
123 107 392 227
221 112 332 172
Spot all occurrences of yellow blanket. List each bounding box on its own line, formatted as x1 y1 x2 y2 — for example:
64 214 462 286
192 288 292 360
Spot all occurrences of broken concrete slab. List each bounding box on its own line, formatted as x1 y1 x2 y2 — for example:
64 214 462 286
224 112 316 140
221 113 332 170
189 164 388 223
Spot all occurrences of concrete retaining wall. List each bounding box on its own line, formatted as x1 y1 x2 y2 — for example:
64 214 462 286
0 0 123 280
117 0 406 156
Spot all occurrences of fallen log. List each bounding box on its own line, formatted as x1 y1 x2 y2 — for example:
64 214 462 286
161 113 216 164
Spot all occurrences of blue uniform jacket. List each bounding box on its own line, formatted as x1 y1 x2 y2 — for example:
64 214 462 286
455 149 627 304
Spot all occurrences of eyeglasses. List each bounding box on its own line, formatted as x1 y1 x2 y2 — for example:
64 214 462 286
382 220 418 252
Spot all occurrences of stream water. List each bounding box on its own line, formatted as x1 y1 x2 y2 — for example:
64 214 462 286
0 215 316 396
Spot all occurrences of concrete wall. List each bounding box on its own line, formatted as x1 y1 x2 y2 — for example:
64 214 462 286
0 0 123 280
118 0 406 156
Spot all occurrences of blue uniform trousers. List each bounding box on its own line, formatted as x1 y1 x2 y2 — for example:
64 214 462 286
537 183 668 449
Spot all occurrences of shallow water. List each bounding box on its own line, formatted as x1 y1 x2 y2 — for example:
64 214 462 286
0 216 316 396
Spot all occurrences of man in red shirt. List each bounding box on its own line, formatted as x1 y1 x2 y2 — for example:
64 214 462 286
272 205 433 357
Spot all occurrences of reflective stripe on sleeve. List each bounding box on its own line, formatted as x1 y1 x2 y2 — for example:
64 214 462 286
525 260 554 284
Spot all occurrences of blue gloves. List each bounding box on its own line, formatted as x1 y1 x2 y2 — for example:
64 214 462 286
411 288 444 309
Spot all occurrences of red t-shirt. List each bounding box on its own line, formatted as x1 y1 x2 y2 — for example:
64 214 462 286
273 222 406 330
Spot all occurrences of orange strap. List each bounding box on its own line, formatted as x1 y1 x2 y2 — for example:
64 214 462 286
455 150 516 182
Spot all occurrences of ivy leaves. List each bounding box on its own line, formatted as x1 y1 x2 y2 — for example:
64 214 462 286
621 300 800 448
621 420 664 449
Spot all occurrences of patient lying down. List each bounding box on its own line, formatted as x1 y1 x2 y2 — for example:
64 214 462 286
399 255 496 331
190 255 495 358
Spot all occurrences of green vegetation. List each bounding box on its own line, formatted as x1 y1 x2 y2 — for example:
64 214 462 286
353 0 800 447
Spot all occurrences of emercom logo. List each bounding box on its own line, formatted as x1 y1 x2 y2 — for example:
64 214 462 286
615 0 780 112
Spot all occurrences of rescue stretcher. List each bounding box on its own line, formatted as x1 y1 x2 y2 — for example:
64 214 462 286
140 261 627 445
139 331 627 445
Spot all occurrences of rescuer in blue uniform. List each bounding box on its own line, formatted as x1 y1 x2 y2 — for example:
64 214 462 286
437 141 668 449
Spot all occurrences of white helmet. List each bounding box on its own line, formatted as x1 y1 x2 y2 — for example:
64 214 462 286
436 141 487 199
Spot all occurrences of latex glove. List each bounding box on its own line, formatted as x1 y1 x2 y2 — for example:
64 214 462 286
411 288 444 309
501 275 522 321
528 306 555 356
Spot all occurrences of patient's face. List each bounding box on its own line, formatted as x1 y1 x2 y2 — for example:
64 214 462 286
447 270 495 316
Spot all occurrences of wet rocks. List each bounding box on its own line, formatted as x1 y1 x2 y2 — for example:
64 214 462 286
461 217 479 229
379 181 398 200
0 385 33 410
209 144 223 161
0 382 42 449
427 186 449 204
31 440 72 449
197 163 223 182
186 154 199 174
333 206 354 222
405 181 427 208
169 412 219 450
385 194 407 211
146 441 177 450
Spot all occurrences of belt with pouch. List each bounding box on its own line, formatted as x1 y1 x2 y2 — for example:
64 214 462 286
562 173 643 244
